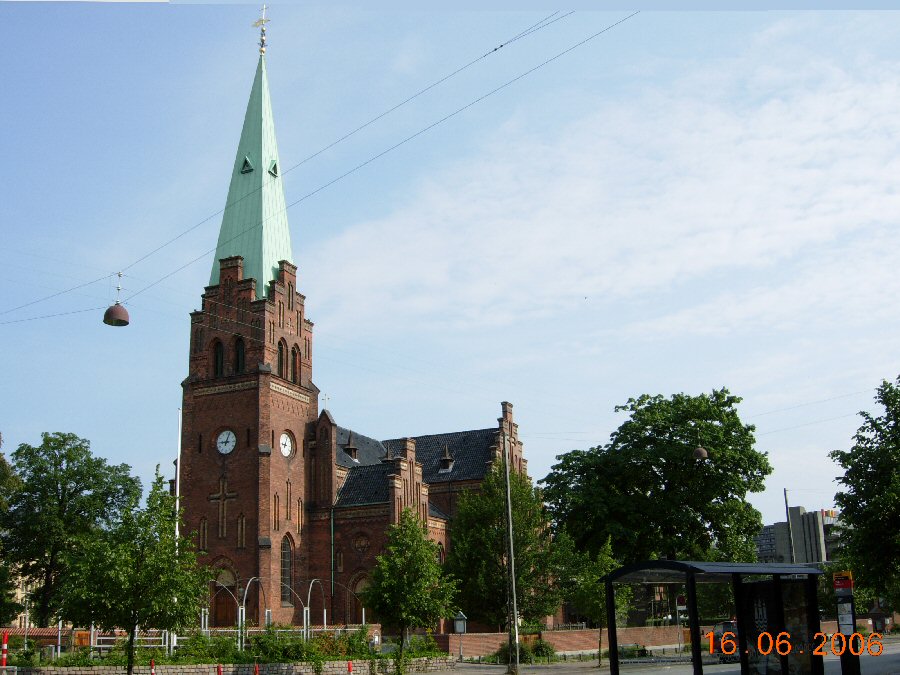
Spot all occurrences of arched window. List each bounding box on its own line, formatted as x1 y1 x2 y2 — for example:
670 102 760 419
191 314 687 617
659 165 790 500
277 341 286 378
234 337 245 374
237 513 246 549
291 345 299 384
213 341 224 377
199 518 208 551
281 536 294 604
437 542 445 564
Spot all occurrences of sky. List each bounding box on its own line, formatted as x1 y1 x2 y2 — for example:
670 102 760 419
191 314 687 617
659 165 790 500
2 4 900 526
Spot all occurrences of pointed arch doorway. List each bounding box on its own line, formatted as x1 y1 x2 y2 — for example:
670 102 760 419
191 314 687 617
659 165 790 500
213 568 238 627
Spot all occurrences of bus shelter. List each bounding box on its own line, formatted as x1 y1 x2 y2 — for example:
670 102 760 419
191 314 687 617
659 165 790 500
605 560 824 675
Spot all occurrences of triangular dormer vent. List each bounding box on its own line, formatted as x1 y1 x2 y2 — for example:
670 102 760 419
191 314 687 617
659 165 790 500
268 160 279 177
240 156 254 174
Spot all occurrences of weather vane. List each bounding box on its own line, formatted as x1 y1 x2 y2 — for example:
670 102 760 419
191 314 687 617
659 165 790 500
253 4 270 55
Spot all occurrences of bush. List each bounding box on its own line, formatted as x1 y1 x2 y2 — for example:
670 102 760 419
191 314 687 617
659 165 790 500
617 644 648 658
407 631 441 657
495 640 533 663
531 640 555 658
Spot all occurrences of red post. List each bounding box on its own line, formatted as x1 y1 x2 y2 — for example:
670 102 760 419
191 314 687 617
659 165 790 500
2 630 8 668
218 664 223 675
151 659 156 675
348 661 353 673
255 663 260 675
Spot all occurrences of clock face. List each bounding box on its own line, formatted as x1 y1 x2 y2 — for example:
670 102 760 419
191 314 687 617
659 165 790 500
216 430 236 455
280 432 293 457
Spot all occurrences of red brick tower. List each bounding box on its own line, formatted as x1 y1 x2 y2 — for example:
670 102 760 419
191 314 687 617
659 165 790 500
180 46 317 627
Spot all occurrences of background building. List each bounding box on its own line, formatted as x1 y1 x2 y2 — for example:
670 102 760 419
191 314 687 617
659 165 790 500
755 507 839 564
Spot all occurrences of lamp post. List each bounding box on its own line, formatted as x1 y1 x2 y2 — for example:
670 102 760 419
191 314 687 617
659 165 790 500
502 433 519 675
454 612 467 662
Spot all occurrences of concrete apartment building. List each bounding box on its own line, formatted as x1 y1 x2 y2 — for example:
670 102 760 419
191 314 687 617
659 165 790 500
755 506 839 564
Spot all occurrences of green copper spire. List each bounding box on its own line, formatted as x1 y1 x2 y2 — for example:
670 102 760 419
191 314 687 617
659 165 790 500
210 54 293 299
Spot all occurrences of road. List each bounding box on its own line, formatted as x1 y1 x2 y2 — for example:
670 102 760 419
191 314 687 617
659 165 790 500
457 641 900 675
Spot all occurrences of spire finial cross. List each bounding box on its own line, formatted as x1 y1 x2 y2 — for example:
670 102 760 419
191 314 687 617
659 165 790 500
253 4 270 55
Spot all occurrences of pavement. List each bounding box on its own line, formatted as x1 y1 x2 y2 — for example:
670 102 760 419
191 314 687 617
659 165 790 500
456 639 900 675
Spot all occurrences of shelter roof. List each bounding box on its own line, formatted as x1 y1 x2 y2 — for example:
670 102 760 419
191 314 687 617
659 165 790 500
607 560 824 584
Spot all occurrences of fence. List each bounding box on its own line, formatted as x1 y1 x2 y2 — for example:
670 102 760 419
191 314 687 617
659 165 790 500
87 630 175 656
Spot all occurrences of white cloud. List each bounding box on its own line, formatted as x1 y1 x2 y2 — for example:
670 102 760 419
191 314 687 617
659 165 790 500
305 21 900 346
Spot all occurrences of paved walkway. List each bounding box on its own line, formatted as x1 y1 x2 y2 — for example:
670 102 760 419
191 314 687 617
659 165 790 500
456 640 900 675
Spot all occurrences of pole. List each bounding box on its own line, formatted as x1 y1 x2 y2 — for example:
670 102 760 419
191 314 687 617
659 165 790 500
23 598 29 651
2 630 8 668
502 433 519 674
784 488 796 563
57 619 62 658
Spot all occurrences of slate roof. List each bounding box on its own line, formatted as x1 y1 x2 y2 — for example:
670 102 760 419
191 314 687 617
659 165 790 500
335 463 391 507
335 426 387 468
333 427 499 509
383 428 498 484
429 502 450 520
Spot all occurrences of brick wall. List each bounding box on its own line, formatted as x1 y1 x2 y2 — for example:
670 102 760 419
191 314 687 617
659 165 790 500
435 626 688 657
17 656 455 675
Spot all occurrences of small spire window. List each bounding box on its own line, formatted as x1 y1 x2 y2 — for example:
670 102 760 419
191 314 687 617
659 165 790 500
213 340 225 378
234 337 246 374
240 156 254 174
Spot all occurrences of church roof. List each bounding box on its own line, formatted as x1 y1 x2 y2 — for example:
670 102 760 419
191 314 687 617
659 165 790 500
429 502 450 521
333 427 499 509
210 55 293 299
335 426 387 468
383 428 498 483
335 463 391 507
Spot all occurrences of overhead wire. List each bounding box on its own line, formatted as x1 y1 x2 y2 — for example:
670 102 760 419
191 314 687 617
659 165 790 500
123 11 640 304
1 12 573 316
112 11 574 276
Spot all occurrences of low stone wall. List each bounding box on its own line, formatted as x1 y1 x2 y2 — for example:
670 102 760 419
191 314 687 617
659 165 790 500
16 657 455 675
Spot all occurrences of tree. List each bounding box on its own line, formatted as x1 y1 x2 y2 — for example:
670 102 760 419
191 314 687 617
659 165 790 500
561 538 630 665
445 461 567 628
360 509 456 669
62 470 208 675
0 438 22 625
564 538 628 628
830 377 900 608
0 432 140 626
541 389 771 564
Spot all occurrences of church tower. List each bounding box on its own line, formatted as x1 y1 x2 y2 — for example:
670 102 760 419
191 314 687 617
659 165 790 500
180 25 317 627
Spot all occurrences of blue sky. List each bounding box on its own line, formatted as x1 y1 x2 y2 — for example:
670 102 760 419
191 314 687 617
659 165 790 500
2 5 900 525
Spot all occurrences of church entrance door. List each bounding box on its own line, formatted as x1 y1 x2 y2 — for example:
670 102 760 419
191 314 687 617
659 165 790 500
213 569 238 627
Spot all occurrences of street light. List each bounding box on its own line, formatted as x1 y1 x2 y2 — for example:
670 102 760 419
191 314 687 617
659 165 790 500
692 446 708 460
454 612 467 662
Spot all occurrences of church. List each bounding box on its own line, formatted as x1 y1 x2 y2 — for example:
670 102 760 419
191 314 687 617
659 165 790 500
179 28 527 629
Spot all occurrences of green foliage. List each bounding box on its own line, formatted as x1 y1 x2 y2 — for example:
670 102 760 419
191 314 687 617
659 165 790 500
541 389 771 564
830 377 900 608
176 633 243 663
816 562 880 619
0 432 140 626
531 639 555 658
446 462 567 627
61 469 208 675
562 537 631 628
360 509 456 670
0 444 21 625
495 639 532 664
